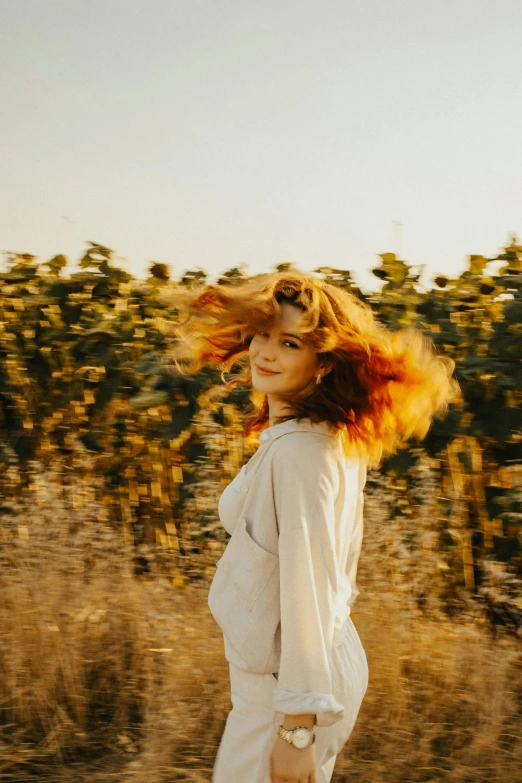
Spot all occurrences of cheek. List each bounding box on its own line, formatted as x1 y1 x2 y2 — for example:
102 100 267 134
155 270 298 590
293 355 318 377
282 355 308 376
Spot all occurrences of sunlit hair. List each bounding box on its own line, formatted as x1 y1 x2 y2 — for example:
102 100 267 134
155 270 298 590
159 269 459 469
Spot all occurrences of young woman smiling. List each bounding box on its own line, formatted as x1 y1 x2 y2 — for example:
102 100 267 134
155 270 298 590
161 270 458 783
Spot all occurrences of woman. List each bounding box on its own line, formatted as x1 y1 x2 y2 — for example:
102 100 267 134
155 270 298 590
162 270 458 783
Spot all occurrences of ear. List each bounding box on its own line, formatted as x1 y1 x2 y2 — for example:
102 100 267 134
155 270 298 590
320 362 334 378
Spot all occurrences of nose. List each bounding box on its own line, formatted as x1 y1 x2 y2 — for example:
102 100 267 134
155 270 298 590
259 340 277 363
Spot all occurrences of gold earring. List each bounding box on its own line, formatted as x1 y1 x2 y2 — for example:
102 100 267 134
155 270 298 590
316 373 322 384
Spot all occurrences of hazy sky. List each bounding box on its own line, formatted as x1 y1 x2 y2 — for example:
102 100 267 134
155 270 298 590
1 0 521 292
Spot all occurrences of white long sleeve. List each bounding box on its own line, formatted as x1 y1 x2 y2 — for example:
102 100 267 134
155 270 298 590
270 433 347 728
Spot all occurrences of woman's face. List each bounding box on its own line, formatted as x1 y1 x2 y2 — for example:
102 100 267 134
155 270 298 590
249 302 326 398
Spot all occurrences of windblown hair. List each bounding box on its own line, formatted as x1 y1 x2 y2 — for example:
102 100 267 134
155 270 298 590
159 269 459 469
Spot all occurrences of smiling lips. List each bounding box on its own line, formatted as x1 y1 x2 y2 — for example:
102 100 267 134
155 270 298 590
255 365 279 375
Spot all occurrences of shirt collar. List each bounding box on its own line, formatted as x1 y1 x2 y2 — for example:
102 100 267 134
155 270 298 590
258 417 341 444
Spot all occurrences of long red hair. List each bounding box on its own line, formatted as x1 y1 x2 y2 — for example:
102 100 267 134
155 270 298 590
159 269 459 469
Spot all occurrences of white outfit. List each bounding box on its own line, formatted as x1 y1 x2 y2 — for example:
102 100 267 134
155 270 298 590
208 417 369 782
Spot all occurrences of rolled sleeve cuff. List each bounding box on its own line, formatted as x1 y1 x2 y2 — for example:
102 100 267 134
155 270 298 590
272 687 345 727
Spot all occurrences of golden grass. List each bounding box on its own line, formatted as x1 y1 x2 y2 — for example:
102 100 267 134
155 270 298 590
1 471 521 782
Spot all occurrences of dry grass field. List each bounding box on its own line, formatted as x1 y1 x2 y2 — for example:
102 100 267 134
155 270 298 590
1 464 521 783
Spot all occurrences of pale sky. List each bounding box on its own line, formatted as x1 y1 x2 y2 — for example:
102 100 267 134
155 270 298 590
1 0 521 293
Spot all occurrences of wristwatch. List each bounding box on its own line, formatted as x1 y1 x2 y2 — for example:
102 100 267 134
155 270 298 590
277 724 316 749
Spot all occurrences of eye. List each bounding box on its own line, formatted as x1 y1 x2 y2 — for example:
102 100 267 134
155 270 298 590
256 332 298 349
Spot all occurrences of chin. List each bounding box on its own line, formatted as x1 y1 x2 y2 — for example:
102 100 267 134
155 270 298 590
253 380 281 391
253 380 286 395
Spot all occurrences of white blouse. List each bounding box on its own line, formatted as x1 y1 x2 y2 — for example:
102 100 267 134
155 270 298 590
213 416 367 727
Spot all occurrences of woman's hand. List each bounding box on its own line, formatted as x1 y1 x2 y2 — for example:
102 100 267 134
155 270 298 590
269 735 317 783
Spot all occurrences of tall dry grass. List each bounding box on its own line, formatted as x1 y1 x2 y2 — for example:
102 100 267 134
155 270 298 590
0 460 521 782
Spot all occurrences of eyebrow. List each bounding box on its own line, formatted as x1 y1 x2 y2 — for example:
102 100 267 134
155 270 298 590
281 332 304 342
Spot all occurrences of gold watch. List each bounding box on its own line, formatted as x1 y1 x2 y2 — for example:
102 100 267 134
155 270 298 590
277 724 316 749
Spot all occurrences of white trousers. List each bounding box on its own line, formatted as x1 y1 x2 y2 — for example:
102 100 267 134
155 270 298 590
212 615 369 783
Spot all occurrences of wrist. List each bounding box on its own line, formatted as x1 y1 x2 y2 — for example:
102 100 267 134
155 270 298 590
282 713 315 730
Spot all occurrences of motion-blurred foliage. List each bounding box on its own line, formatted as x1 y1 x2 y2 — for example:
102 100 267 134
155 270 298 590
0 238 521 632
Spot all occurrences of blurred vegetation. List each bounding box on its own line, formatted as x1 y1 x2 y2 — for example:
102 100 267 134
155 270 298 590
1 238 521 626
0 237 521 780
0 457 520 782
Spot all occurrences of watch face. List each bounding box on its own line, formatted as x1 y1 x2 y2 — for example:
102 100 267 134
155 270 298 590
292 728 311 749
